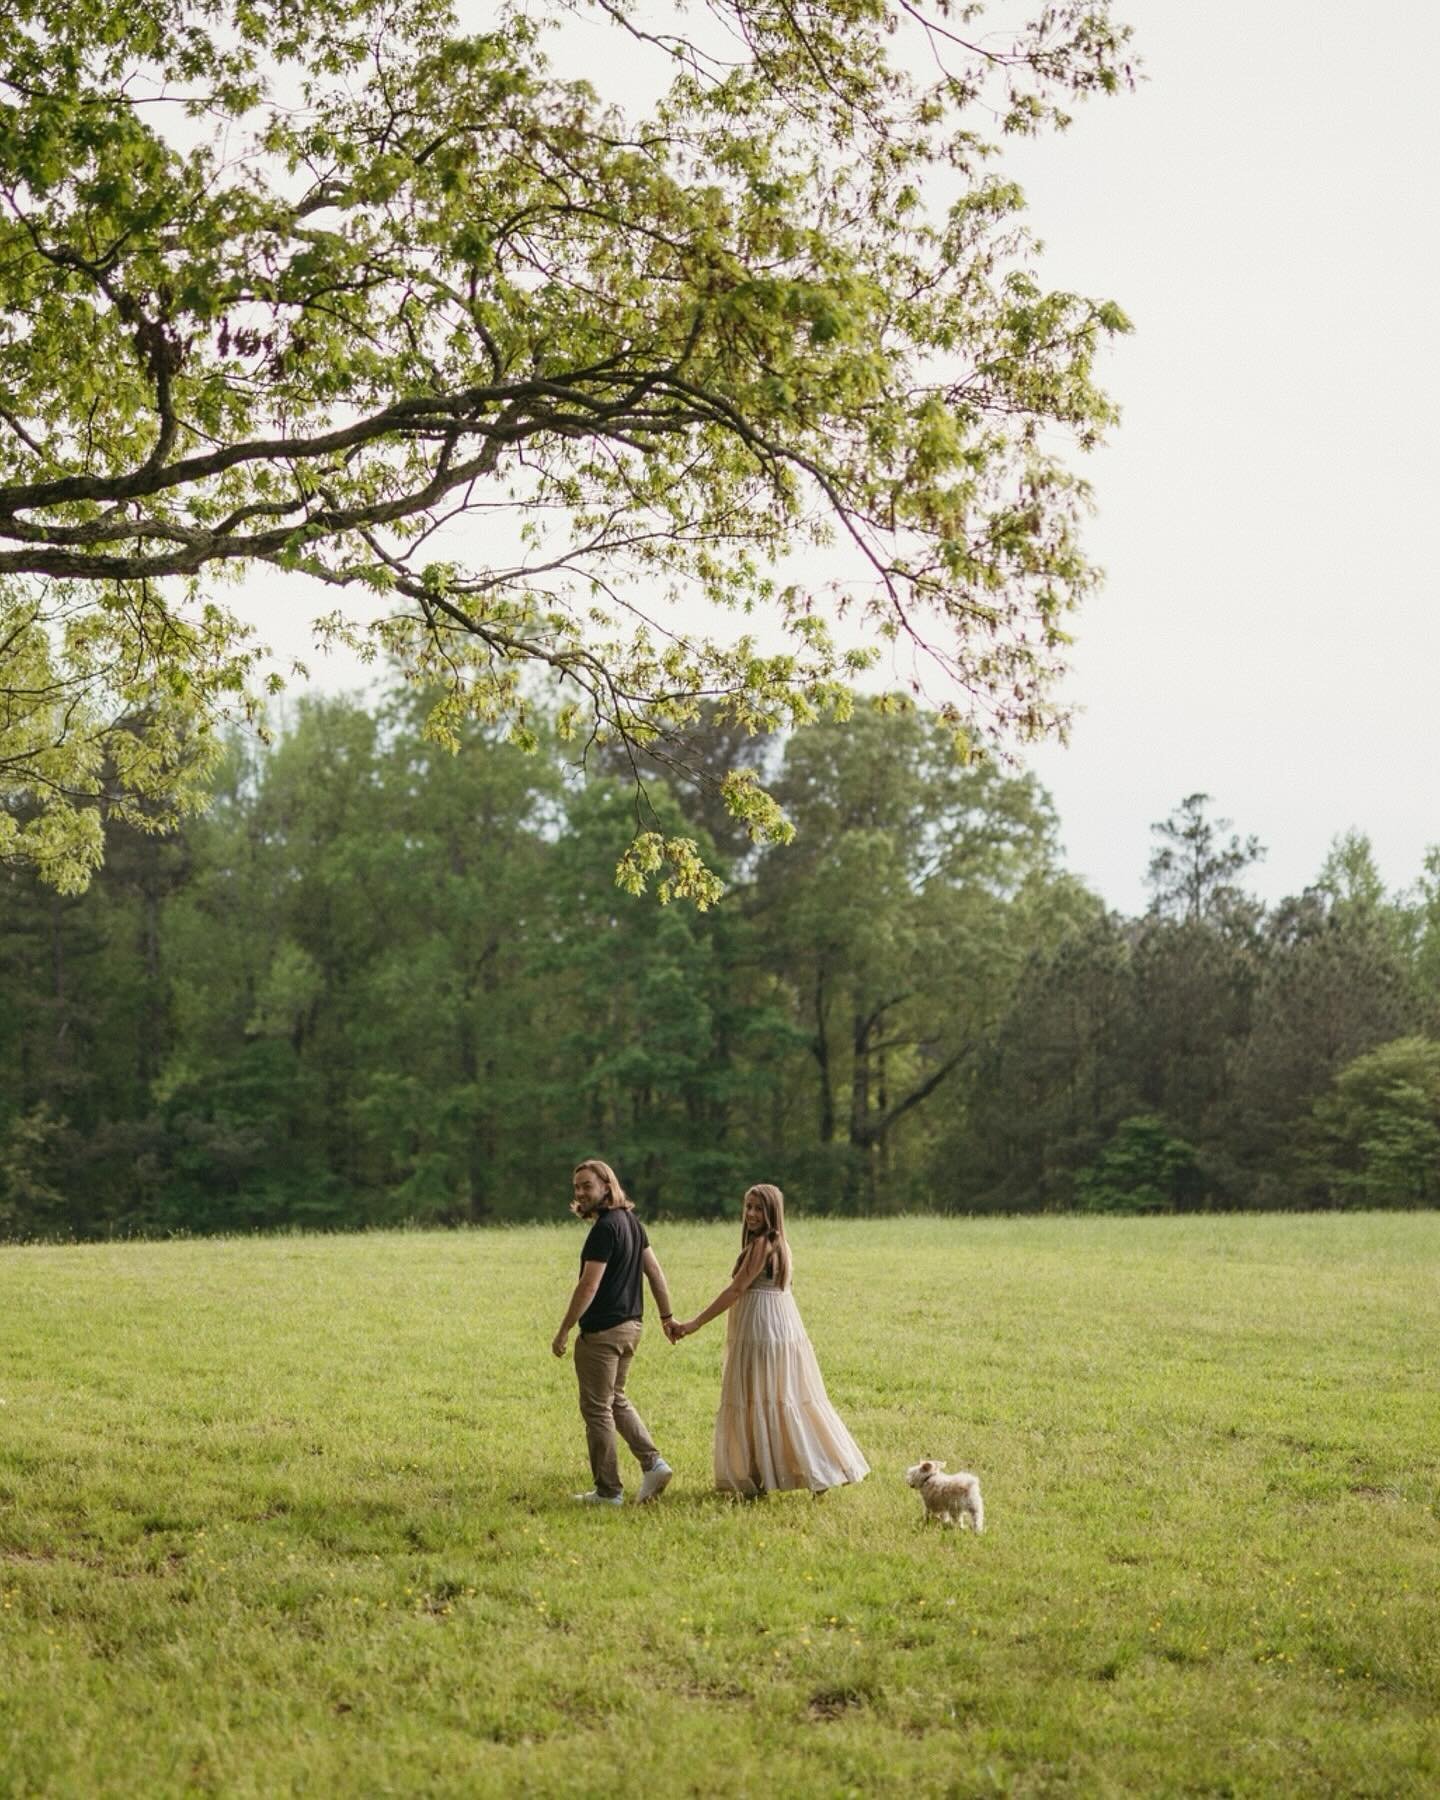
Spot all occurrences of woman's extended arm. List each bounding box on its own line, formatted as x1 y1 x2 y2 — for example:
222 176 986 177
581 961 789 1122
674 1238 768 1338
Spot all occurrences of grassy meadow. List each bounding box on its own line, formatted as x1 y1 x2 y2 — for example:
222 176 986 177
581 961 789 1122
1 1213 1437 1797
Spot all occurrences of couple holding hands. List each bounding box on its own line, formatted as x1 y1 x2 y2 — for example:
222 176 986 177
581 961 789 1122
551 1159 870 1506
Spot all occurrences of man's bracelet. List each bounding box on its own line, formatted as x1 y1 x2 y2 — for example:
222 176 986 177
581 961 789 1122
660 1313 673 1321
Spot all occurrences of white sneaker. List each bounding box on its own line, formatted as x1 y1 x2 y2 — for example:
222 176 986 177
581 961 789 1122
572 1490 623 1506
637 1459 673 1504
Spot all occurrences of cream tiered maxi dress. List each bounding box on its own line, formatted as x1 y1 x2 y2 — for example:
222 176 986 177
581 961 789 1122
712 1271 869 1496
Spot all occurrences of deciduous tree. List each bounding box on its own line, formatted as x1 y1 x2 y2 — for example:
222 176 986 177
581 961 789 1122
1 0 1133 891
758 703 1071 1203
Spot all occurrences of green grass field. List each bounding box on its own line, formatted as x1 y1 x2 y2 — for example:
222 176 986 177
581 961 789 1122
1 1214 1437 1797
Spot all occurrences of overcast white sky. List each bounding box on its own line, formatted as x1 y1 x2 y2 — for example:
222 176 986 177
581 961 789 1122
1006 0 1440 910
248 1 1440 913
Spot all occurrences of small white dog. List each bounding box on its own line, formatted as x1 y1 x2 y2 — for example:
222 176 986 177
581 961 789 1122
905 1460 984 1532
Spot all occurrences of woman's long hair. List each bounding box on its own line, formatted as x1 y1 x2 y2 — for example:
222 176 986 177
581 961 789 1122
733 1182 791 1289
570 1158 634 1220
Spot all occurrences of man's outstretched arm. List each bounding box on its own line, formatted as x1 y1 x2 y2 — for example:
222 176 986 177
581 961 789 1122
642 1247 678 1342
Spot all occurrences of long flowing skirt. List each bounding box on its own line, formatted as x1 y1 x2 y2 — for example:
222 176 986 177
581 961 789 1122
713 1287 869 1495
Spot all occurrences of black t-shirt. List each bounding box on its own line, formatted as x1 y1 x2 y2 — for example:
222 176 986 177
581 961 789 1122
578 1208 650 1333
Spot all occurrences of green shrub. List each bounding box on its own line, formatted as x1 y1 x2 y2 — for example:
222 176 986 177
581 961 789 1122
1311 1036 1440 1207
1076 1114 1203 1213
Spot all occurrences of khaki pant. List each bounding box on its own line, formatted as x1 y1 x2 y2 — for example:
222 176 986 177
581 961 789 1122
573 1319 659 1499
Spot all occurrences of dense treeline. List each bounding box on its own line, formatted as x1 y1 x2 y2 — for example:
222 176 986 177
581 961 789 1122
3 689 1438 1237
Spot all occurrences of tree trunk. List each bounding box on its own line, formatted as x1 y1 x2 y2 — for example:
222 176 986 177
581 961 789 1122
50 894 67 1059
850 1010 877 1206
811 966 836 1144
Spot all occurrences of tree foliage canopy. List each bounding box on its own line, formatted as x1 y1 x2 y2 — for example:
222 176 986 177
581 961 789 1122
1 0 1132 892
1146 792 1265 927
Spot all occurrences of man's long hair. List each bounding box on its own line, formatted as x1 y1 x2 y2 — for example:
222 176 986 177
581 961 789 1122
570 1158 634 1220
733 1182 791 1289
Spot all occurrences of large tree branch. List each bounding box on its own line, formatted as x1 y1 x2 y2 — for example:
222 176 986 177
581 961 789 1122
854 1042 974 1148
0 361 682 521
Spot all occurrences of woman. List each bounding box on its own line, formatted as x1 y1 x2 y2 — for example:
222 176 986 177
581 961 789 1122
672 1184 868 1497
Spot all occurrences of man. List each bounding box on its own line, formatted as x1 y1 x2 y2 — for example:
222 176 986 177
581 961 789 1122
551 1158 677 1506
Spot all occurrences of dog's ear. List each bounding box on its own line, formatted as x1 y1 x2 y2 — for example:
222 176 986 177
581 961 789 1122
934 1460 947 1470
